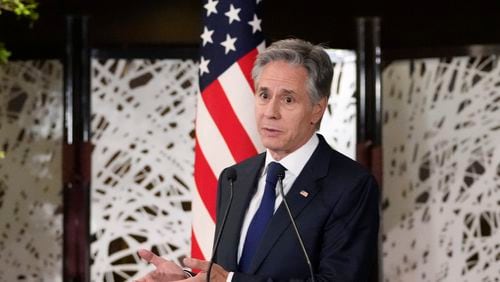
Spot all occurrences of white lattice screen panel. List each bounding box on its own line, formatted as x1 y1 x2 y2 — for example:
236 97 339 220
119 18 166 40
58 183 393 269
90 59 198 281
0 60 63 281
320 50 357 159
382 56 500 281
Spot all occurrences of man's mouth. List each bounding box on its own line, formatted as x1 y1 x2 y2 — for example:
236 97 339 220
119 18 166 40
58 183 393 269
261 127 282 135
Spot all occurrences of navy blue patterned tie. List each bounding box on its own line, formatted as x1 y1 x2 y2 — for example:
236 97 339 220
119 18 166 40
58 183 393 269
239 161 285 272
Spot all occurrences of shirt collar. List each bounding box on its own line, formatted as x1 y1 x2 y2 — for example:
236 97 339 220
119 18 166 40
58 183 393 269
264 134 319 177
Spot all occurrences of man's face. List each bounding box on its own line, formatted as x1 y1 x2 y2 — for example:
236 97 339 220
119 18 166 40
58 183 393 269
255 61 327 160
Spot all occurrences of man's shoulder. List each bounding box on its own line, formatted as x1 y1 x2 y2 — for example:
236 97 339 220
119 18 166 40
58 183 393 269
230 152 266 170
316 137 374 182
329 148 370 175
217 152 265 184
316 143 379 205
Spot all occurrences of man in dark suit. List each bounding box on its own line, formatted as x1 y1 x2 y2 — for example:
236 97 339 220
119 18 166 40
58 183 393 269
137 38 379 282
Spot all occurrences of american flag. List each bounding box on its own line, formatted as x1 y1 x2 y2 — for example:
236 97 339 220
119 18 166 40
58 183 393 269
192 0 266 260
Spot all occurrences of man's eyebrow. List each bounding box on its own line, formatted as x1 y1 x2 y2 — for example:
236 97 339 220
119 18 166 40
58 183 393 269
281 89 296 95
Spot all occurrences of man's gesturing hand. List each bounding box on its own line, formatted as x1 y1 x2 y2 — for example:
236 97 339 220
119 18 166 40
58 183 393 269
135 249 186 282
182 258 229 282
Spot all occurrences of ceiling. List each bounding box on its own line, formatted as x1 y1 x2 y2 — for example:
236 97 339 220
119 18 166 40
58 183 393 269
2 0 500 59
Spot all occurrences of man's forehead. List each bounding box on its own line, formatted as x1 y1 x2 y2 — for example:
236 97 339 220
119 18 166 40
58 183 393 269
256 85 296 94
256 68 307 85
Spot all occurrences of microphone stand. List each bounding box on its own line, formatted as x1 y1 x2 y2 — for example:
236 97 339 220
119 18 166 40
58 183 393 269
207 170 236 282
278 175 315 282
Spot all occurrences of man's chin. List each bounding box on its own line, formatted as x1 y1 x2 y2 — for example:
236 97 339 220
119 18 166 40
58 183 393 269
261 140 283 152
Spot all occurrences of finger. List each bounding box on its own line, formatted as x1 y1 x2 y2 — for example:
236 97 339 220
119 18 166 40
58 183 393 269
137 249 166 267
183 257 211 272
137 249 153 261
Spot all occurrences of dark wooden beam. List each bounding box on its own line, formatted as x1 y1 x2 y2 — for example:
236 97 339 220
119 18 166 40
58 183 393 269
63 15 91 282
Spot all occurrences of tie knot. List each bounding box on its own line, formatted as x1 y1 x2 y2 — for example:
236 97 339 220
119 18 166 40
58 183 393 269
266 162 286 185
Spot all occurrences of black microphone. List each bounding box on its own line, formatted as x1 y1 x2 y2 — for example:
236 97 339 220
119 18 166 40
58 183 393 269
277 172 315 282
207 168 237 282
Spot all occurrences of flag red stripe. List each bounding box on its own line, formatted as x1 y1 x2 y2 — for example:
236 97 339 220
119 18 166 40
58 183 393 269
202 80 258 162
238 48 258 92
195 0 263 261
194 140 218 221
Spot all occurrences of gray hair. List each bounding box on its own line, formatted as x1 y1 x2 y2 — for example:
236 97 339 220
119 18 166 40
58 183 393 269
252 38 333 104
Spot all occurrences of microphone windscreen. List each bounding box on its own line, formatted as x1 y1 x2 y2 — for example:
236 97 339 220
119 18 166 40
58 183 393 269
226 168 237 182
277 166 286 180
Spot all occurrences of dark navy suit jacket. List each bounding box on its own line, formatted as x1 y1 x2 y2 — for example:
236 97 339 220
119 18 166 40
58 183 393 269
213 135 379 282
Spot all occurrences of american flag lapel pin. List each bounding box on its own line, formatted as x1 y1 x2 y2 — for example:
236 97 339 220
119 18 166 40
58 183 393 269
299 190 309 198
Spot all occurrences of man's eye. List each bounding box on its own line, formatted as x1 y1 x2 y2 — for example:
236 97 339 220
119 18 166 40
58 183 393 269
283 96 294 104
259 92 269 99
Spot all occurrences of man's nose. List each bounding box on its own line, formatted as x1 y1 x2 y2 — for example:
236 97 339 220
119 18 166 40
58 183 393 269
264 96 280 118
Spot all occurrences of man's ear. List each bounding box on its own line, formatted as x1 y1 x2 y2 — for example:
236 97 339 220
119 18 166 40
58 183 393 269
312 97 328 124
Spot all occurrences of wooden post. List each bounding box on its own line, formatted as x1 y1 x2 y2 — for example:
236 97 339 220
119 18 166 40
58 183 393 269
63 15 91 282
356 16 383 282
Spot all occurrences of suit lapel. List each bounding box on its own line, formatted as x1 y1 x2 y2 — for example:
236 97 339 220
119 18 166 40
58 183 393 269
216 154 265 270
248 136 332 273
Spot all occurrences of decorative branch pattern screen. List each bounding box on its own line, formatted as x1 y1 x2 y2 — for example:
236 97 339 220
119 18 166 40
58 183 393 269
320 50 357 159
90 59 199 281
382 56 500 281
0 60 63 281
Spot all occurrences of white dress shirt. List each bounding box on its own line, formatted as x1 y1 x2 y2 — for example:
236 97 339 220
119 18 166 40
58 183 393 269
226 134 319 281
